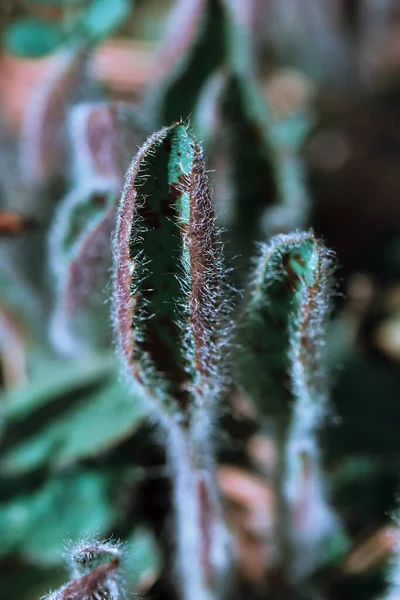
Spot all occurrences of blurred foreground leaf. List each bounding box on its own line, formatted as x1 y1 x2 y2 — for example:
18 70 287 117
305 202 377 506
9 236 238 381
0 470 130 565
1 378 146 474
2 353 116 420
81 0 132 41
3 19 63 58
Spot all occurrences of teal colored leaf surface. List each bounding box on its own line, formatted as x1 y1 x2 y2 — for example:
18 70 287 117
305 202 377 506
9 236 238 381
4 19 63 58
81 0 132 41
0 471 123 565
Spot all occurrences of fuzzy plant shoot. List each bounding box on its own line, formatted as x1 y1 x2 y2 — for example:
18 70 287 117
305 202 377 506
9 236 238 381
43 537 126 600
239 231 339 581
112 122 231 600
49 102 147 354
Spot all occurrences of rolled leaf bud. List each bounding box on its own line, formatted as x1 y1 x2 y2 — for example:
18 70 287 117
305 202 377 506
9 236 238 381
239 231 338 579
44 538 125 600
239 231 334 424
113 122 227 425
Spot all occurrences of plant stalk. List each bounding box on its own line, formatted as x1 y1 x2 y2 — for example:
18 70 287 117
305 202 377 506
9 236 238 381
167 417 230 600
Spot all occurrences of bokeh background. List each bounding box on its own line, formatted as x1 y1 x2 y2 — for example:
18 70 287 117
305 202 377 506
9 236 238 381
1 1 400 599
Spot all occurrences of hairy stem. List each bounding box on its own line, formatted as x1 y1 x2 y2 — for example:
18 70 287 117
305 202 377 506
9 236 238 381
168 419 230 600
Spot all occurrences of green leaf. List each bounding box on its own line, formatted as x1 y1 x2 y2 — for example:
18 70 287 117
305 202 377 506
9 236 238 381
81 0 132 41
0 471 123 565
1 426 58 475
3 19 63 58
54 380 146 467
1 378 146 474
2 352 116 421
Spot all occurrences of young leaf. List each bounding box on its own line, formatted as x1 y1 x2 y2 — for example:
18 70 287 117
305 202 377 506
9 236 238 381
113 122 227 425
239 231 338 579
148 0 225 125
239 231 334 424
